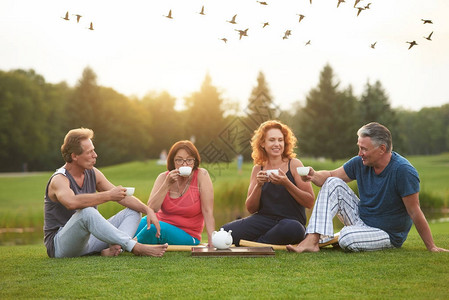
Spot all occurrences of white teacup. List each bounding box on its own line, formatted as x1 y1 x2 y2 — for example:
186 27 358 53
124 187 135 196
297 167 310 176
179 166 192 177
266 169 279 177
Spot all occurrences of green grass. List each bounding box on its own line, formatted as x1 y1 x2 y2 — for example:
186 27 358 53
0 154 448 230
1 223 448 299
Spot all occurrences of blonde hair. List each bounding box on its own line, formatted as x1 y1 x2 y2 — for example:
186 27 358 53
250 120 297 166
61 128 94 163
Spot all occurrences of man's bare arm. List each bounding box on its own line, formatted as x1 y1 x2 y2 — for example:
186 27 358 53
307 166 352 187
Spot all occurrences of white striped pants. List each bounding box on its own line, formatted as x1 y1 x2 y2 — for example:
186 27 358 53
306 177 394 252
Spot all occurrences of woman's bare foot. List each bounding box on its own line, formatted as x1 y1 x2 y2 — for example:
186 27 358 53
101 244 122 256
286 234 320 253
132 243 168 257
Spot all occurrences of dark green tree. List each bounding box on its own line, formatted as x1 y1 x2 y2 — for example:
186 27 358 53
359 80 403 152
184 73 225 150
0 69 68 171
66 66 100 129
396 104 449 155
395 109 416 155
414 107 447 155
245 71 279 128
90 87 153 166
141 91 183 158
297 64 358 161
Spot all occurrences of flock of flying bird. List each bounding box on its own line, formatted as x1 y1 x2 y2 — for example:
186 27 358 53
60 11 94 31
61 0 434 50
405 19 433 50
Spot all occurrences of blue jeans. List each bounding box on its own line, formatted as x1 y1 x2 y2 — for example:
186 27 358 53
134 217 200 245
222 214 306 246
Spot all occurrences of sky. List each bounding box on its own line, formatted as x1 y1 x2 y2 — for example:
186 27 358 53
1 0 448 111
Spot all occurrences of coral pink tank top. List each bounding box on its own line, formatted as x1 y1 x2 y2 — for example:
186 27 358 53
156 169 204 240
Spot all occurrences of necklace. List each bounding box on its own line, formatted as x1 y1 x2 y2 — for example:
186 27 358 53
176 176 192 197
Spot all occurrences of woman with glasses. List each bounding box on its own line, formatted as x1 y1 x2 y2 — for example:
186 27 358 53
134 140 215 246
222 120 315 246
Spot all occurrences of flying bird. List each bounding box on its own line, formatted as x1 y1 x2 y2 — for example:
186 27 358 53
61 11 69 21
364 3 371 9
72 14 82 23
406 41 417 50
262 22 269 28
87 22 94 31
235 28 248 40
356 7 365 16
421 19 432 24
227 14 237 24
164 9 173 19
424 31 433 41
220 38 228 43
305 40 311 46
297 14 305 23
337 0 345 8
199 6 205 15
282 29 292 39
354 0 361 8
257 1 268 5
370 41 376 49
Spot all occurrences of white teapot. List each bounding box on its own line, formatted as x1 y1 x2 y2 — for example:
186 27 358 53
212 228 233 249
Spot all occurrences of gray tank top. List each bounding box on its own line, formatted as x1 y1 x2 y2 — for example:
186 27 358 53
43 167 97 257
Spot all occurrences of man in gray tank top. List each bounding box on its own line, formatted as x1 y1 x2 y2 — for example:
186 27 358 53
44 128 168 258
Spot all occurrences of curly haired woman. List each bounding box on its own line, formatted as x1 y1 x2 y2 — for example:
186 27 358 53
222 120 314 246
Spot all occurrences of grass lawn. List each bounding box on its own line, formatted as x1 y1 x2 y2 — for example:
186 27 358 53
1 223 448 299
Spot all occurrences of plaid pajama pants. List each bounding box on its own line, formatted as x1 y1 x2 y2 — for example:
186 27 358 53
306 177 395 252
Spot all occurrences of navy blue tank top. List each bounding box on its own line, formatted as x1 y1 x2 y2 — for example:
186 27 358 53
258 160 306 225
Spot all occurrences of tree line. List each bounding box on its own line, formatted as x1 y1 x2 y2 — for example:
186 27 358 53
0 65 448 172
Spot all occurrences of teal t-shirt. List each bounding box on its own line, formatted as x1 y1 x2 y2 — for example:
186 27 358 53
343 152 420 247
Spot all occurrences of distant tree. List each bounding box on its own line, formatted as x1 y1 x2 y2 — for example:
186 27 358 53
414 107 447 155
359 80 403 152
443 104 449 152
245 71 279 128
63 67 155 166
184 73 225 150
396 104 449 155
66 66 100 129
141 91 183 158
37 81 72 169
0 69 65 171
395 109 416 155
234 71 281 160
85 87 152 166
297 64 358 161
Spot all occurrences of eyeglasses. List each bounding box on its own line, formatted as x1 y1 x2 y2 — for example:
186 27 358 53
174 158 195 165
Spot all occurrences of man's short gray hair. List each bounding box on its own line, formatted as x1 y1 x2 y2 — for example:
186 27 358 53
357 122 392 152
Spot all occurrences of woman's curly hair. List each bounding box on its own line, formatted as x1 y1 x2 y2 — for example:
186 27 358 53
250 120 297 166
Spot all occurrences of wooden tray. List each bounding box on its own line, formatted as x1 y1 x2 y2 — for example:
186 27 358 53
239 232 340 250
166 244 208 252
239 240 289 250
192 247 275 257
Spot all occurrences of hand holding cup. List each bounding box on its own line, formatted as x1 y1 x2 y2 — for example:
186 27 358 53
124 187 135 196
296 167 310 176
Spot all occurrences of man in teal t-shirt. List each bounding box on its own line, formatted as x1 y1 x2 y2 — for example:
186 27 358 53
287 122 448 253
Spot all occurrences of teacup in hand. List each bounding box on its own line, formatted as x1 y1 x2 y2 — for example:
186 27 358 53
179 166 192 177
266 169 279 177
124 187 135 196
297 167 310 176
